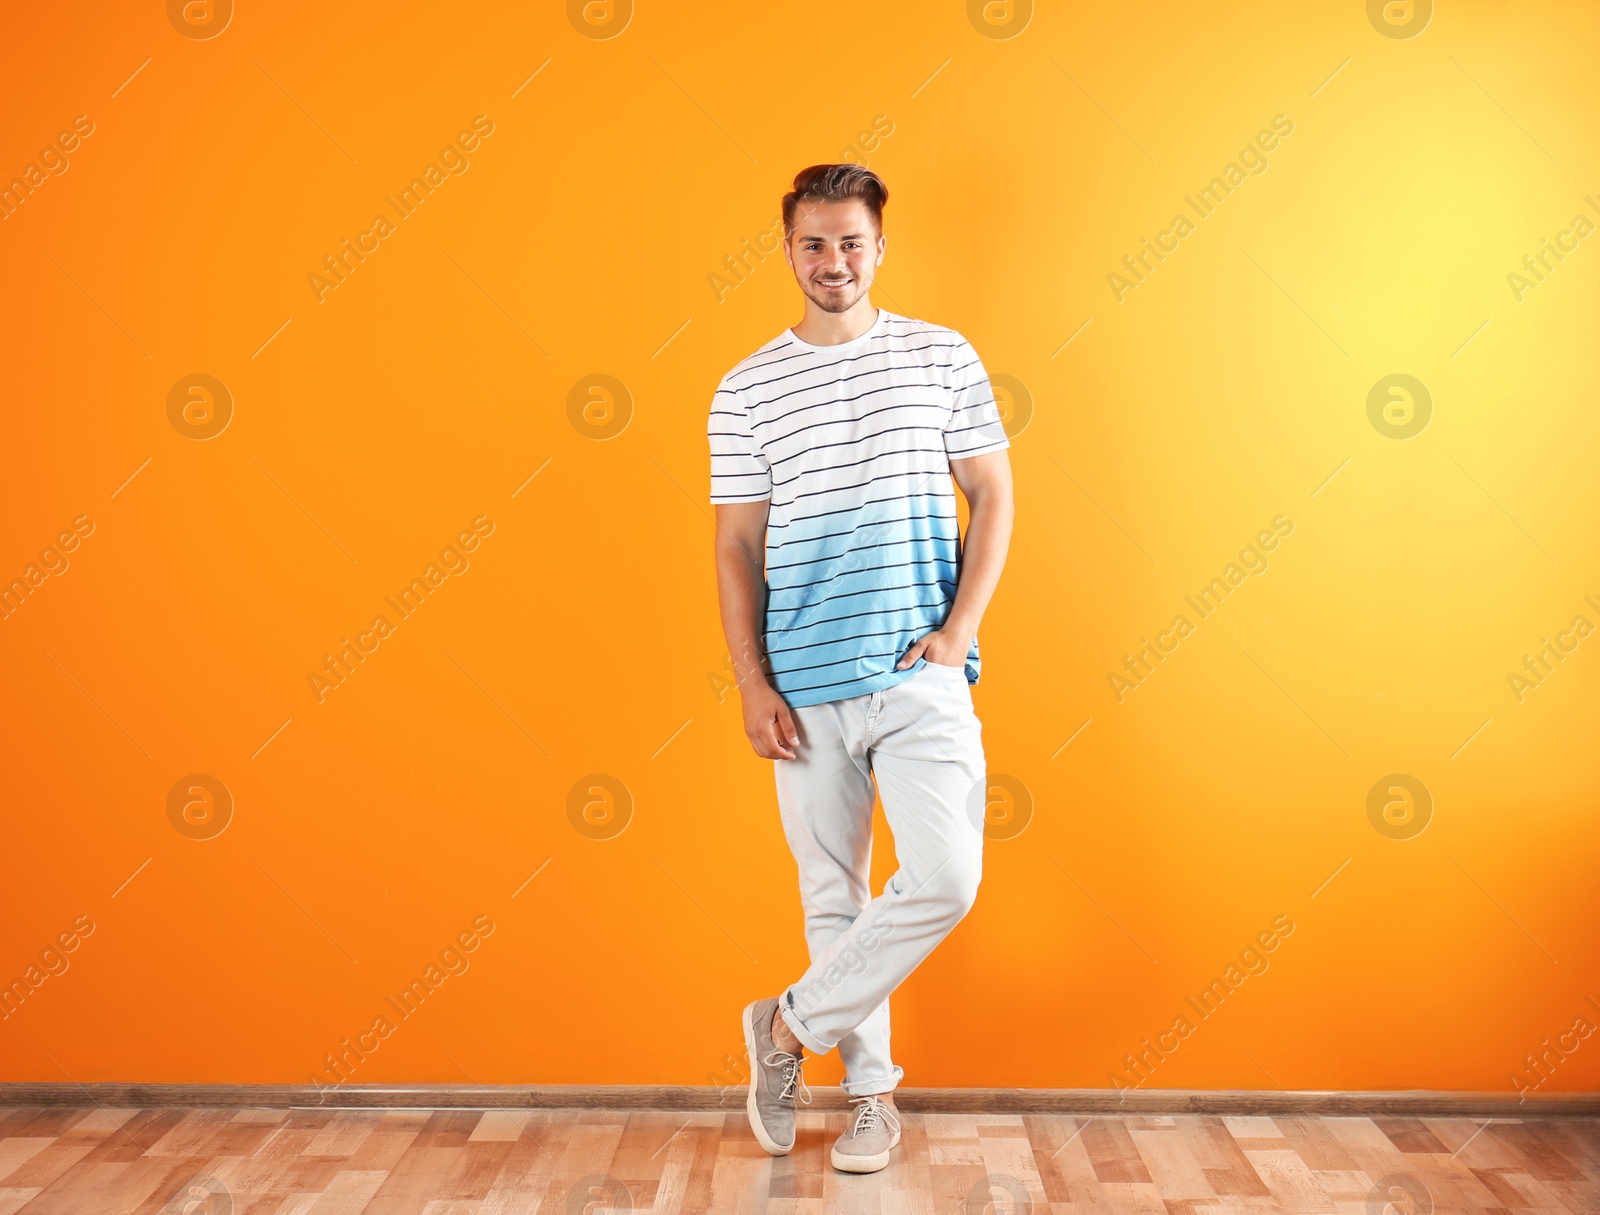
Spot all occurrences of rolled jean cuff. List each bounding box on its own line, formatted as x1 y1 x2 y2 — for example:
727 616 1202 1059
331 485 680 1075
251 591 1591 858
842 1065 903 1097
778 988 833 1055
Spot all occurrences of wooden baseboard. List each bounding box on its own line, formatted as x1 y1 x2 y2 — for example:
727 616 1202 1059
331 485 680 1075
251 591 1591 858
0 1083 1595 1116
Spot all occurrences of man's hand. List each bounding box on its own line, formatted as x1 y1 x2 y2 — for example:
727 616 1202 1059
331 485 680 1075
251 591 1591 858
742 679 801 760
714 498 796 758
898 449 1012 675
897 627 971 670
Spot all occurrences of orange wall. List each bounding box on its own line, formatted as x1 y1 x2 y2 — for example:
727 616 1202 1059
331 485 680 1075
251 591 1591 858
2 0 1598 1097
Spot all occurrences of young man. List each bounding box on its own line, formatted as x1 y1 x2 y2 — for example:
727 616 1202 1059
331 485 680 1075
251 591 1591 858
707 164 1014 1174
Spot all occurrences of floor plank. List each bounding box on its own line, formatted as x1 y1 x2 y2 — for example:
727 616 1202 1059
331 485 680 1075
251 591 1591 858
0 1105 1595 1212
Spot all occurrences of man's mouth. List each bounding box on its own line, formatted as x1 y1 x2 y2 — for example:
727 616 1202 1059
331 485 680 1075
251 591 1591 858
817 277 852 289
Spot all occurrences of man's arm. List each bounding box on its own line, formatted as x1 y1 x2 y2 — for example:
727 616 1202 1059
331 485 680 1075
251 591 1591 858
713 499 801 760
896 447 1014 669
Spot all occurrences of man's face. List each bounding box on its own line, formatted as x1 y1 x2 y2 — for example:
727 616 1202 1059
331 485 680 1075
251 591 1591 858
783 198 885 314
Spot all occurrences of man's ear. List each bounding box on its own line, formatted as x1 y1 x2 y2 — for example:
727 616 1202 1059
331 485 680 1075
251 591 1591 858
876 232 887 266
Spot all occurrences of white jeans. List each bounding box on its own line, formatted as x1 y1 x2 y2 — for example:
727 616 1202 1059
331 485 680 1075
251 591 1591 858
772 658 988 1096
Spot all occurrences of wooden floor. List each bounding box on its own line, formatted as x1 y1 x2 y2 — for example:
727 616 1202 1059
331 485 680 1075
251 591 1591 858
0 1103 1597 1213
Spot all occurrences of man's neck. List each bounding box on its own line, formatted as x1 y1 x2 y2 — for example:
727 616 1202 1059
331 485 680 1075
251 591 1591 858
791 300 878 347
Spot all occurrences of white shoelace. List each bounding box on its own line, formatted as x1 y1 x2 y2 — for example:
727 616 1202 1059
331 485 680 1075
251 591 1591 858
763 1048 813 1106
848 1094 901 1137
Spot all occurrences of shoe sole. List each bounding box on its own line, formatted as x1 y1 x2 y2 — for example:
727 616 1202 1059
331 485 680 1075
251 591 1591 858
831 1128 901 1173
742 1001 792 1156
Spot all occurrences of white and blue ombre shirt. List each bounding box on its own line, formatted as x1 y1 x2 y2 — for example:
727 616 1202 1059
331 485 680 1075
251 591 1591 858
708 308 1011 708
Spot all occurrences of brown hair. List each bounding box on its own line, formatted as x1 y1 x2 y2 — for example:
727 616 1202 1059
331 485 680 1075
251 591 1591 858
782 164 888 238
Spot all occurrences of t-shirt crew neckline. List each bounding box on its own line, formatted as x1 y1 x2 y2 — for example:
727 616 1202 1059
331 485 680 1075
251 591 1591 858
784 307 889 354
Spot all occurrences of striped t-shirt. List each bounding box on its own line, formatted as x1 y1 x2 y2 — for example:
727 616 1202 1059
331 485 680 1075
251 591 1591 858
708 308 1011 708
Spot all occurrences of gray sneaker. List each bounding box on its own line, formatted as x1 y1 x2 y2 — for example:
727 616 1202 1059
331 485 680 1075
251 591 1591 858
831 1094 902 1173
742 997 811 1155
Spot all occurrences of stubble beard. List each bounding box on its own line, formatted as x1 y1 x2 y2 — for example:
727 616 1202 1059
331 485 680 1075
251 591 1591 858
802 277 867 314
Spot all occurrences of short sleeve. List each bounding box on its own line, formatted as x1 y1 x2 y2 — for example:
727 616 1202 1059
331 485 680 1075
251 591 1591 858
944 333 1012 460
708 385 772 503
